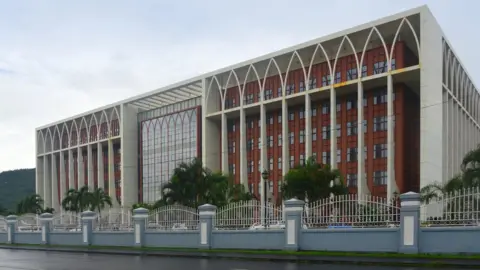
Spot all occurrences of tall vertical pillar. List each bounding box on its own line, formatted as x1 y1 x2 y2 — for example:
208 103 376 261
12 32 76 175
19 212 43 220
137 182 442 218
77 147 84 189
357 81 369 197
108 140 116 207
59 151 66 204
239 109 247 188
399 192 420 254
198 204 216 249
43 155 52 208
36 157 44 202
284 198 304 251
282 100 289 174
260 103 267 225
387 74 397 202
304 93 312 158
221 114 228 174
97 143 104 189
51 153 59 211
330 86 337 169
68 150 74 191
87 144 93 188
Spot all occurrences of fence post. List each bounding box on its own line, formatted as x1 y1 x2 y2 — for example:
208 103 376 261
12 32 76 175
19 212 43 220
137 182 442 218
6 215 17 244
198 204 216 249
133 208 148 247
81 210 96 246
399 191 420 254
284 198 304 251
39 213 53 245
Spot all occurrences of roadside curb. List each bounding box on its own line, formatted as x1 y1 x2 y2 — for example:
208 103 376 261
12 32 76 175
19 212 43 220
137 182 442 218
1 245 480 268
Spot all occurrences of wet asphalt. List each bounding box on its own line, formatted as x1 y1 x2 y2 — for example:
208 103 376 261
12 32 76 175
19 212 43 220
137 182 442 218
0 249 465 270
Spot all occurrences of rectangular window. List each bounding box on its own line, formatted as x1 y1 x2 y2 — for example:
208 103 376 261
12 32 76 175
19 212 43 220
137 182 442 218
299 130 305 143
361 65 367 77
347 147 358 162
258 138 261 149
290 156 295 168
322 126 330 140
268 115 274 125
346 98 357 110
268 136 274 148
334 72 341 84
277 87 282 97
321 75 331 86
300 154 305 165
299 107 304 119
264 89 273 100
269 158 274 170
347 174 358 187
278 113 282 123
322 151 331 164
373 143 387 159
229 164 234 174
247 139 253 151
373 171 387 185
299 81 305 92
258 160 261 172
286 84 293 95
336 123 341 138
363 120 368 133
347 121 357 136
347 68 357 80
289 112 295 121
309 77 317 89
312 128 317 141
336 102 341 112
373 116 387 132
336 149 341 163
278 157 282 169
373 61 387 74
289 132 295 145
278 134 282 146
248 160 254 173
311 107 317 116
322 102 330 114
228 141 236 153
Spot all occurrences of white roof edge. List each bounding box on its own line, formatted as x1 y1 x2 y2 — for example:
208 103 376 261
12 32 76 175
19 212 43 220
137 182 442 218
36 5 428 132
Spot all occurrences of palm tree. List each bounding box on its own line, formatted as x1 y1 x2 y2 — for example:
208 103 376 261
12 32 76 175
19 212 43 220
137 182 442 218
61 186 91 214
16 194 44 214
89 187 112 218
281 156 346 202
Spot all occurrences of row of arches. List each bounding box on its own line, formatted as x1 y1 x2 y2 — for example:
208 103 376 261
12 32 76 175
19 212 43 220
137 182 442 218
442 40 480 126
37 107 121 154
205 16 421 114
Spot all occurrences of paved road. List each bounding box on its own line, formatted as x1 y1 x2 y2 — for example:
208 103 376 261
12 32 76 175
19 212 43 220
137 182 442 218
0 249 464 270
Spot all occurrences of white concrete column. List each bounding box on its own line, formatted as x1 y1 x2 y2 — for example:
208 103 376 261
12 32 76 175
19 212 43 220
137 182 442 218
77 147 84 189
221 114 228 174
239 108 247 188
97 143 104 189
87 144 93 189
357 81 369 196
330 87 337 169
36 157 45 199
43 156 51 208
51 153 59 211
387 74 397 202
260 103 267 222
282 100 289 174
108 140 117 206
305 93 312 158
59 151 66 203
68 150 74 191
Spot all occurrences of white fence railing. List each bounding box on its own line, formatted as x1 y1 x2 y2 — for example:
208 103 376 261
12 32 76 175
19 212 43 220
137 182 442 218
215 200 284 230
146 205 199 231
305 194 400 228
421 187 480 227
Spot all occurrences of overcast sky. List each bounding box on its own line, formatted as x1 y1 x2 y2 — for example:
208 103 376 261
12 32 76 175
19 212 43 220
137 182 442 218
0 0 478 172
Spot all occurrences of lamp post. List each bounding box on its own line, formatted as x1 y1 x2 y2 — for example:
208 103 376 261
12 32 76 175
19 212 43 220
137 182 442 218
261 170 269 229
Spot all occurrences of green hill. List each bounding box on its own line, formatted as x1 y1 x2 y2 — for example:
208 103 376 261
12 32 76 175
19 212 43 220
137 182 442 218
0 168 35 213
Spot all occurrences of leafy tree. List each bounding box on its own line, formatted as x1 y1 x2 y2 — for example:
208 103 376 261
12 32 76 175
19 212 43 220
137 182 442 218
161 158 253 208
42 207 55 214
281 156 347 202
61 186 91 213
0 204 8 216
89 187 113 217
0 169 35 212
16 194 44 214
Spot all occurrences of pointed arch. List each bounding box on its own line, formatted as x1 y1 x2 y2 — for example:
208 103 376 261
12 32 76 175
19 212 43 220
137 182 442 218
333 35 359 83
223 70 242 108
261 58 284 98
389 17 421 70
52 126 61 151
241 64 262 102
70 121 79 146
98 110 109 140
60 123 70 149
283 50 307 96
78 117 89 144
206 75 223 101
359 26 389 78
45 128 53 153
37 131 45 154
88 114 99 142
205 75 223 112
307 43 331 89
110 107 120 137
